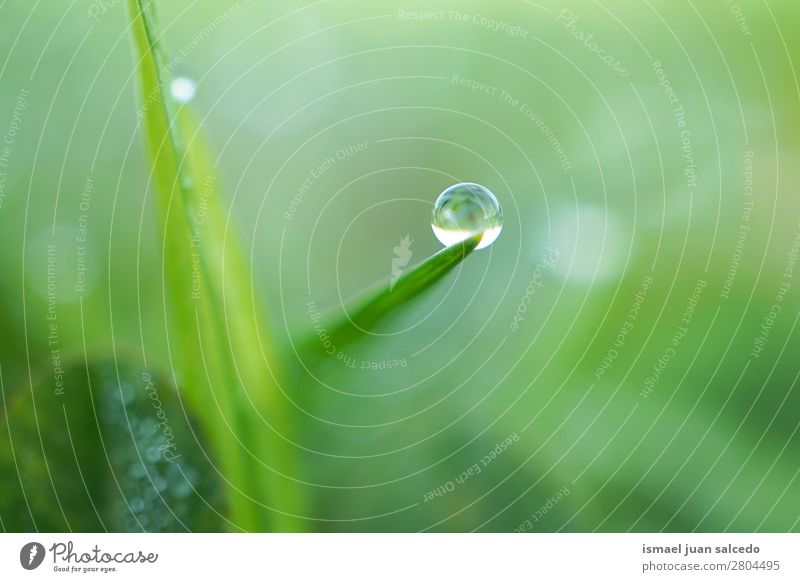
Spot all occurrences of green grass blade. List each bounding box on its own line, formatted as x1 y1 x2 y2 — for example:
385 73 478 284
303 233 482 354
126 0 304 531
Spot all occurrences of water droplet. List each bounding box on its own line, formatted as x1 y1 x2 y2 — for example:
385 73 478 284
144 446 161 464
130 497 146 514
431 183 502 250
116 381 135 405
130 462 147 479
153 475 168 492
174 477 193 498
170 77 196 103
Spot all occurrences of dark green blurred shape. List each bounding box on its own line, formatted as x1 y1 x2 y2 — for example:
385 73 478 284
0 360 224 531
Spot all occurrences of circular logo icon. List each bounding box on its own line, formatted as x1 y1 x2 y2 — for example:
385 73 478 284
20 542 45 570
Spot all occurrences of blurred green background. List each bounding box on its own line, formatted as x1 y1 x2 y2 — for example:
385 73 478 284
1 0 799 531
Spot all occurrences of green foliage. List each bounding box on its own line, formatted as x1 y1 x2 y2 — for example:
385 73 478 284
303 233 482 354
0 360 223 531
126 0 304 531
6 0 797 534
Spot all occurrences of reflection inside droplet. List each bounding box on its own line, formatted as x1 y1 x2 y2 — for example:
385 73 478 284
431 182 503 250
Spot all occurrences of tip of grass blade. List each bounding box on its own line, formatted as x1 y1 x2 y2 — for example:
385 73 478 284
374 232 482 308
300 232 483 354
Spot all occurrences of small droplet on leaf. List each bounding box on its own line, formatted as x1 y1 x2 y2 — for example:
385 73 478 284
170 77 197 103
431 182 503 250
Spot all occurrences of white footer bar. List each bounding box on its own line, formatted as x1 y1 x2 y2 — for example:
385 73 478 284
1 533 797 581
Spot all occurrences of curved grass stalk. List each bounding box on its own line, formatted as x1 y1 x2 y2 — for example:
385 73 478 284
300 233 482 356
127 0 304 531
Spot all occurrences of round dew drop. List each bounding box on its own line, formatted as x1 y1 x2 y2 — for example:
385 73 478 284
170 77 197 103
431 182 503 250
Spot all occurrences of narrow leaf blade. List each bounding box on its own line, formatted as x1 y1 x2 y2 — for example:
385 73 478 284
126 0 305 531
304 233 482 352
